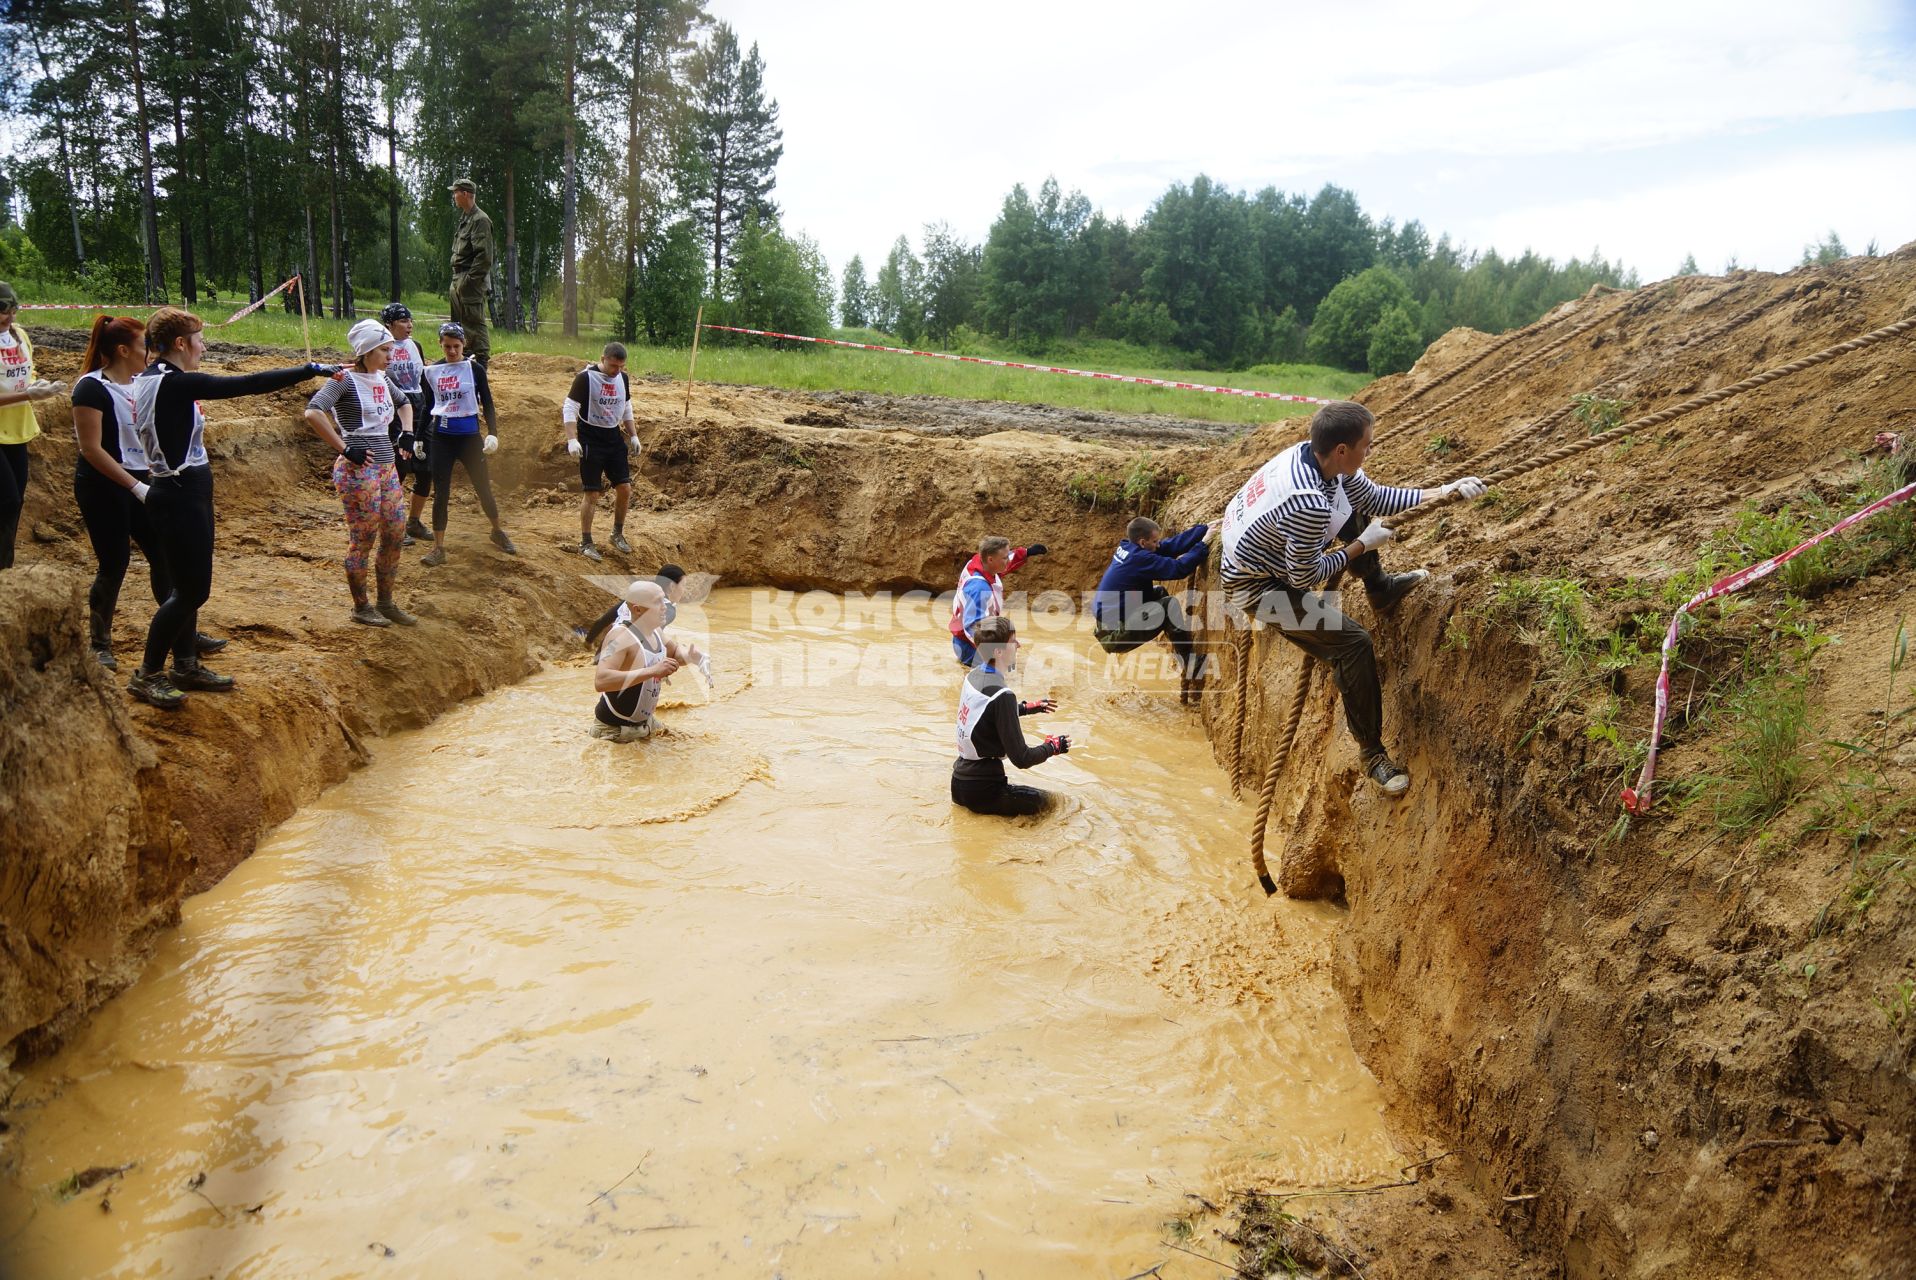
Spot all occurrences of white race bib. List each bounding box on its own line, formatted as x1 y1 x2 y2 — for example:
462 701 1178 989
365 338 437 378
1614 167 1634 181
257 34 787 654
77 370 148 469
342 371 396 441
388 338 424 392
955 677 1015 760
584 367 628 430
425 360 479 418
0 331 30 393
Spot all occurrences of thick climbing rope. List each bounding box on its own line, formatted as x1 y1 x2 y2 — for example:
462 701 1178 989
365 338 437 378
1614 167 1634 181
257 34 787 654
1413 310 1916 516
1427 400 1578 487
1419 286 1803 488
1380 299 1627 442
1247 658 1315 895
1228 628 1253 791
1368 302 1575 422
1239 308 1916 895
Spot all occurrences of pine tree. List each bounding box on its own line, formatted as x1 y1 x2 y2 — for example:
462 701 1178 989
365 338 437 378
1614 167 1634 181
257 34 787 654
839 254 872 328
920 223 980 341
682 21 782 284
618 0 705 342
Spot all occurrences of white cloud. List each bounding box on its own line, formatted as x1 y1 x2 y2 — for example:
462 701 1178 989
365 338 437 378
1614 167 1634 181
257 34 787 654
1463 140 1916 276
711 0 1916 277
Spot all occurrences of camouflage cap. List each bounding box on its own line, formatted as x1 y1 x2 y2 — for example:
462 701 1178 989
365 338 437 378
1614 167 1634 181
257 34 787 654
448 178 477 194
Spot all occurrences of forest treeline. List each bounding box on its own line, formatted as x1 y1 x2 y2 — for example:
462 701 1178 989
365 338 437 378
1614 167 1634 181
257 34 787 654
0 0 772 343
842 177 1635 373
0 0 1639 372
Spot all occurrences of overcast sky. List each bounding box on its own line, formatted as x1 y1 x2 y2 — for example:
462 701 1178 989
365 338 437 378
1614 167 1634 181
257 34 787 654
709 0 1916 284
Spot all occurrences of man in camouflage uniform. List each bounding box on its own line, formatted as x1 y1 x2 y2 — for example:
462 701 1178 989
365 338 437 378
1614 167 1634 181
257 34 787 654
448 179 495 367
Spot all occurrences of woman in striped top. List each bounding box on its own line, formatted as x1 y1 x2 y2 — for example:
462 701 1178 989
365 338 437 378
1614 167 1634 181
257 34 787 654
302 320 419 627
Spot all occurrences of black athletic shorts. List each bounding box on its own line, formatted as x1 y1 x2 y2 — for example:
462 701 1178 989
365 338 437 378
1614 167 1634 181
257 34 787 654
579 441 631 492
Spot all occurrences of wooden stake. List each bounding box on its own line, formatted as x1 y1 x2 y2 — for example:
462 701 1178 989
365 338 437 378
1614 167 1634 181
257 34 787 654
296 274 314 364
683 304 703 419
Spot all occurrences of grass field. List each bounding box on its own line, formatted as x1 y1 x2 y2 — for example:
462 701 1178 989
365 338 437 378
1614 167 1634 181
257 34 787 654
18 285 1371 424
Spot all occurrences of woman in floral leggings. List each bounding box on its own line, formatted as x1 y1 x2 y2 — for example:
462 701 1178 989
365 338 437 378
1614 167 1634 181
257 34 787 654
301 320 420 626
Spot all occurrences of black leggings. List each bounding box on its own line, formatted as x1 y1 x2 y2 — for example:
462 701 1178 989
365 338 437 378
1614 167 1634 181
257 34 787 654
430 433 499 532
74 465 175 626
950 774 1051 817
141 465 216 673
0 441 29 569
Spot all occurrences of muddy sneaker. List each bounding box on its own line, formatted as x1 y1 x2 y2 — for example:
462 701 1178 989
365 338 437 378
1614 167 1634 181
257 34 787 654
1366 569 1430 615
491 529 519 555
406 516 431 540
171 662 236 692
194 632 229 654
580 539 603 562
610 530 632 554
93 644 119 671
1364 752 1411 797
127 668 185 710
401 531 416 548
352 604 393 627
420 546 447 568
376 599 418 627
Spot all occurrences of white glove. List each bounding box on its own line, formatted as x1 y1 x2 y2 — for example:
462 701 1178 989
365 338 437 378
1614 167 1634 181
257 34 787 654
26 379 61 402
1355 519 1395 549
1438 476 1488 501
131 481 150 503
626 433 641 455
566 439 583 458
698 656 714 687
483 434 499 456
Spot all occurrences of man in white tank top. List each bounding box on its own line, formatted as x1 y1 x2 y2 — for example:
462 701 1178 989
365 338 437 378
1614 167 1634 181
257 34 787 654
562 341 640 561
591 580 701 742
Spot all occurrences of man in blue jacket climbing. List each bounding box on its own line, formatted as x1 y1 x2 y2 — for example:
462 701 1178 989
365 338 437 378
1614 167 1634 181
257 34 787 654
1091 515 1210 702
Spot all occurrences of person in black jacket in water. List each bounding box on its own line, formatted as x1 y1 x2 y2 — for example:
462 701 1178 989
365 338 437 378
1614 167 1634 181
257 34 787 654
950 615 1068 817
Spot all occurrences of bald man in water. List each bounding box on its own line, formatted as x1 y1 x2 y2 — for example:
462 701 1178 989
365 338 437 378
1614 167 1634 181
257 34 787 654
591 581 696 742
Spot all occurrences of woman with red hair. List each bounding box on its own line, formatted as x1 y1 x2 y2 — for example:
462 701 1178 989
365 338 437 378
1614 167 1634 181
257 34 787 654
71 315 200 670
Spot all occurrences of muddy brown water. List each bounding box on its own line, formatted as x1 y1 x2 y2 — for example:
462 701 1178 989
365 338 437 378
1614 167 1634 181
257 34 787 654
0 591 1396 1277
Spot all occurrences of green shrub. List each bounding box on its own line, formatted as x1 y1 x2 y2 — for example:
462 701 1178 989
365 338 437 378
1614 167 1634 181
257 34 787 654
1367 302 1423 376
1571 392 1632 434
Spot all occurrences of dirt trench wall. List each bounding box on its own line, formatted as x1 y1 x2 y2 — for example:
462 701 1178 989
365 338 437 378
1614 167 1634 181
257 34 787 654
1169 251 1916 1276
0 569 184 1068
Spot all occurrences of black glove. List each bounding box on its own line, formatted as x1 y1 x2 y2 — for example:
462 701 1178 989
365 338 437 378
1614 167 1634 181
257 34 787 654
306 362 339 378
396 432 418 459
1021 698 1057 715
1025 543 1048 557
342 445 370 466
1044 733 1071 756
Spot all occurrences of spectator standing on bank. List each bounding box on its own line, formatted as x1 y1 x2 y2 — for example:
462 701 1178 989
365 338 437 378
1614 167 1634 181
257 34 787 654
447 179 494 367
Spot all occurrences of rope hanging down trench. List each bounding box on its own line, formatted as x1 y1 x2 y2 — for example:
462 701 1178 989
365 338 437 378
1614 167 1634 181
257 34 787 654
1238 308 1916 896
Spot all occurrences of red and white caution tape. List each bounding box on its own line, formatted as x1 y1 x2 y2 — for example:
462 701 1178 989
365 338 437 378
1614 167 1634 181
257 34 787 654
16 274 300 325
1621 479 1916 816
700 323 1337 405
212 274 300 326
17 301 148 311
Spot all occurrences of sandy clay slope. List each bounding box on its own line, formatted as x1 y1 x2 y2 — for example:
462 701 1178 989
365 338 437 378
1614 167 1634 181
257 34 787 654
5 245 1916 1276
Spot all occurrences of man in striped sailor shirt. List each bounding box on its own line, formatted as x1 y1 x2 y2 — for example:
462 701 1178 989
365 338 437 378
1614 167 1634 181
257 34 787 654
1219 401 1485 796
